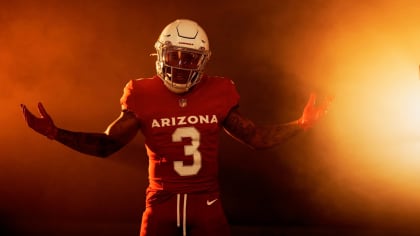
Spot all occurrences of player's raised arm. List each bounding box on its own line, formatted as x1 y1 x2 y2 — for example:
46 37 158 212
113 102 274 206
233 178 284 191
21 102 140 157
222 93 332 150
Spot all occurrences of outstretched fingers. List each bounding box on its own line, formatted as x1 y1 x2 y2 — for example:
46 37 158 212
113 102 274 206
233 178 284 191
306 93 317 108
20 103 57 139
306 93 334 113
299 93 334 129
37 102 51 119
21 104 37 126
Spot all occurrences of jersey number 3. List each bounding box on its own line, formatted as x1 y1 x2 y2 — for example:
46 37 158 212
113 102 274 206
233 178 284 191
172 127 202 176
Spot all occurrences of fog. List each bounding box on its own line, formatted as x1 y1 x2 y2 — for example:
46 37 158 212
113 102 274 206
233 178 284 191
2 0 420 235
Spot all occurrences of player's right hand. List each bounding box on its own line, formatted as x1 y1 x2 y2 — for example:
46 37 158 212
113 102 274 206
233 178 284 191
298 93 333 130
21 102 58 140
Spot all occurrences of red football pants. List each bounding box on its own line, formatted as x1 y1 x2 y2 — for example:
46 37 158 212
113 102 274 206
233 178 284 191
139 192 230 236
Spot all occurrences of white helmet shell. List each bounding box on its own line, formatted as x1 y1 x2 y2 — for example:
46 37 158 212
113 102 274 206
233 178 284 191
157 19 209 51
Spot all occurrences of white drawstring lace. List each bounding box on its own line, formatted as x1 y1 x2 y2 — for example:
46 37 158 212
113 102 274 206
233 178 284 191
177 194 181 227
176 193 188 236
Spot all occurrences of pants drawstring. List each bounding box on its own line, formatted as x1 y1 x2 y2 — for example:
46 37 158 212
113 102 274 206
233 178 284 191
183 194 187 236
176 193 188 236
176 194 181 227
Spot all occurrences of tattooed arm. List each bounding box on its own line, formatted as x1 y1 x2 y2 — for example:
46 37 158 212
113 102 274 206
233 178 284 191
54 111 140 157
223 108 302 150
21 102 140 157
223 93 332 150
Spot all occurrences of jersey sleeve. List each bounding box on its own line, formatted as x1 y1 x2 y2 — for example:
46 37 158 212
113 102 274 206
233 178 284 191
225 79 240 111
120 80 137 111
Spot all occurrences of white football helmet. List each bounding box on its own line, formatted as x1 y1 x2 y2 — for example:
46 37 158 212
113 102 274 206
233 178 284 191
154 19 211 93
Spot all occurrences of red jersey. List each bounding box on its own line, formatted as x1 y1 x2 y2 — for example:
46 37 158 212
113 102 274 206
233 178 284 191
120 75 239 194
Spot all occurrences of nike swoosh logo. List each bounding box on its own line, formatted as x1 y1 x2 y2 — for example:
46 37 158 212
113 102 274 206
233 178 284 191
206 198 218 206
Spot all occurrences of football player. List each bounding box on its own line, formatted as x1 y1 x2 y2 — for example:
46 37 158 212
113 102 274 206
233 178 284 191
21 19 332 236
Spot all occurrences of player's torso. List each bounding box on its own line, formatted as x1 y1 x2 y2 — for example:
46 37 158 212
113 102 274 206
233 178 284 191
130 76 238 193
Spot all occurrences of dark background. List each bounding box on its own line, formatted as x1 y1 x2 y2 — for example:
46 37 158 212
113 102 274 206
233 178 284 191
2 0 420 235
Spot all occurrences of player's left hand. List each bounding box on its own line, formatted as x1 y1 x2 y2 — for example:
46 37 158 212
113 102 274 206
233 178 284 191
298 93 333 130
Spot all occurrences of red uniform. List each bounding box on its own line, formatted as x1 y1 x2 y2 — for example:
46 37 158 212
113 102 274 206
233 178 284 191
120 75 239 236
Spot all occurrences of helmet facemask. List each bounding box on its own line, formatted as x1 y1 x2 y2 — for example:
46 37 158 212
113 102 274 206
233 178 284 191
157 43 210 93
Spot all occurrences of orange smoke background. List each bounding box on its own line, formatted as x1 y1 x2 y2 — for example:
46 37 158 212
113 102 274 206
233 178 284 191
2 0 420 235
